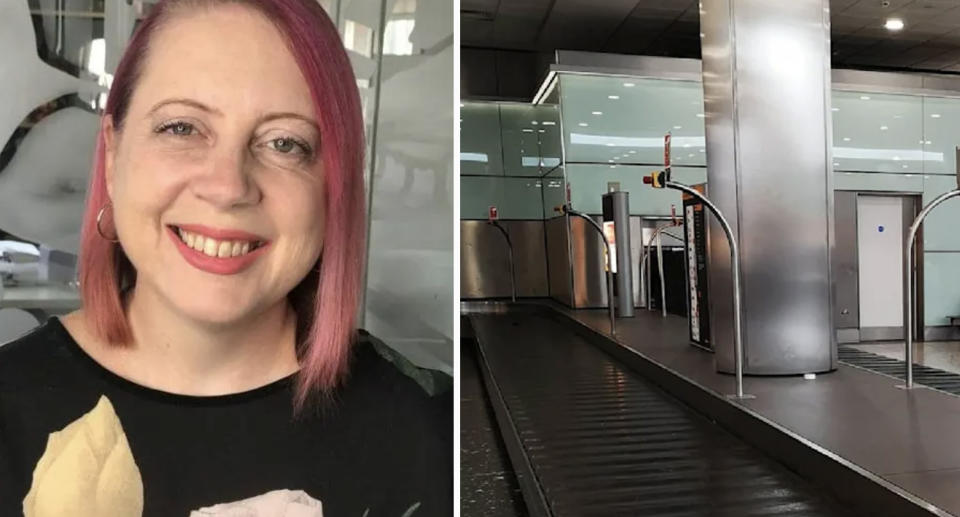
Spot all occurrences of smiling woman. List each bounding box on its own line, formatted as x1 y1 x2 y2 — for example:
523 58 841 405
0 1 451 516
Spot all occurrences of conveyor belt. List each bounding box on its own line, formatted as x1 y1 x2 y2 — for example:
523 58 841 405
470 312 853 517
839 345 960 394
461 317 528 517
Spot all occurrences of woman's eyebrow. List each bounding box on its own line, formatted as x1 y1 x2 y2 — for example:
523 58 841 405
148 98 223 116
259 112 320 132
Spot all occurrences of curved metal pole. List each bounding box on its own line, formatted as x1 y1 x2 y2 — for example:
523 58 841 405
488 221 517 303
665 181 750 400
901 189 960 389
641 224 682 311
657 232 666 318
565 207 616 336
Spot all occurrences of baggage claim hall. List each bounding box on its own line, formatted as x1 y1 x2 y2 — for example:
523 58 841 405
461 1 960 516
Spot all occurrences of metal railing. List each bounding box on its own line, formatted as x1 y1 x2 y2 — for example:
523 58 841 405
563 206 616 336
653 179 751 400
488 220 517 303
900 188 960 389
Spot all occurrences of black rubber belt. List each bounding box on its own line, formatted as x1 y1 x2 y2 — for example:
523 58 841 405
471 312 852 517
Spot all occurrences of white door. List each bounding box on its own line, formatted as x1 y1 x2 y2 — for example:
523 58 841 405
857 196 903 330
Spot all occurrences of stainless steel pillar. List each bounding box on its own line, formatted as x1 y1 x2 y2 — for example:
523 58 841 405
603 191 634 317
701 0 836 374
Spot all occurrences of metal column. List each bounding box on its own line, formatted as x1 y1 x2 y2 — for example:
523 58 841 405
701 0 836 375
602 191 634 317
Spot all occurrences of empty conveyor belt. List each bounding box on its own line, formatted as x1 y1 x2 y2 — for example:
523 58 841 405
469 312 853 517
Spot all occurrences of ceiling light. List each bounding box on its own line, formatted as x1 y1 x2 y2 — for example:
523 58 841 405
843 137 851 141
884 18 904 31
903 165 909 169
926 140 932 145
834 162 840 167
542 121 556 126
605 143 616 147
608 159 615 163
578 122 588 127
673 125 682 129
608 95 620 100
592 111 603 115
880 125 888 130
696 113 705 118
860 96 870 100
931 113 941 118
531 121 538 125
629 150 636 154
623 82 635 87
831 107 840 112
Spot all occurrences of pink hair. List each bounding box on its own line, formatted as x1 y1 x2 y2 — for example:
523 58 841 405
78 0 366 410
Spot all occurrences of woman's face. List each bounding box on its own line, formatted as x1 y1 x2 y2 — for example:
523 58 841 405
104 4 325 326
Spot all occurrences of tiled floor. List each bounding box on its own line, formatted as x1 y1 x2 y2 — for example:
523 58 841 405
849 341 960 375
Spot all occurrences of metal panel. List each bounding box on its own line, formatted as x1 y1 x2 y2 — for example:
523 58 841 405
569 214 607 308
703 0 835 375
461 221 549 299
834 191 860 330
545 216 572 306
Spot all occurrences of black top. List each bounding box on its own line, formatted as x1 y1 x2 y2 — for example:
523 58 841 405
0 317 452 516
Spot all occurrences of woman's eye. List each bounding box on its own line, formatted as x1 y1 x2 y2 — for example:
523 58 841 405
158 121 195 136
268 137 309 155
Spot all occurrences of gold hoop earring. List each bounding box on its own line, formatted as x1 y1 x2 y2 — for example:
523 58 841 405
96 202 120 243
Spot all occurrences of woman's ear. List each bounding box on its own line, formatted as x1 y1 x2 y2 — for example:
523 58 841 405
102 115 117 199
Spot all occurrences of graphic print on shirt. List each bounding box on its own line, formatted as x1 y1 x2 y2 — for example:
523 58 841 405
23 396 144 517
23 396 327 517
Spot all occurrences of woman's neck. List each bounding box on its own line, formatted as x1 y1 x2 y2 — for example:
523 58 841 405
67 284 301 396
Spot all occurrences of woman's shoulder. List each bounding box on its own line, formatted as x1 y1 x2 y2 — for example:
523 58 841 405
0 317 78 389
341 330 452 425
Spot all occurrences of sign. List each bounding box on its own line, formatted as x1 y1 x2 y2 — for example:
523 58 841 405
488 206 498 221
602 221 617 273
664 133 671 167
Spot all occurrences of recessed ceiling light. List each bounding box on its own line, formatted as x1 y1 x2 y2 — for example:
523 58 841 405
843 137 851 141
673 125 682 129
931 113 941 118
903 164 909 169
628 150 636 154
884 18 904 31
880 125 888 130
926 140 932 145
696 113 705 118
608 159 614 163
605 143 616 147
542 121 556 126
608 95 620 100
592 111 603 115
831 107 840 112
860 96 870 100
834 163 840 167
578 122 588 127
623 82 635 87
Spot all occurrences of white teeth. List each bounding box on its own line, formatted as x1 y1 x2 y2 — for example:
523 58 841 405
174 227 260 258
203 238 218 257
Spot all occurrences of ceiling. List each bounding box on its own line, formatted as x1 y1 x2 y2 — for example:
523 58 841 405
461 0 960 73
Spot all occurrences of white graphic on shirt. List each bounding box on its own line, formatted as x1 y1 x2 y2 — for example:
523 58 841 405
190 489 323 516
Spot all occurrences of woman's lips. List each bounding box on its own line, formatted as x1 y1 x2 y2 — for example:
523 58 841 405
166 225 269 275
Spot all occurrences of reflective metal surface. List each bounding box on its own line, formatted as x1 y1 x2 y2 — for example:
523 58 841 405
833 191 860 330
565 207 615 335
544 216 572 306
702 0 836 375
461 221 548 299
569 214 608 308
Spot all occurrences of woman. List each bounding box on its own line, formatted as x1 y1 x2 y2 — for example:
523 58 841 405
0 1 452 515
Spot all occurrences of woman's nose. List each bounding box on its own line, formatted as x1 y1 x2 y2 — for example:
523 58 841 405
190 147 261 209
